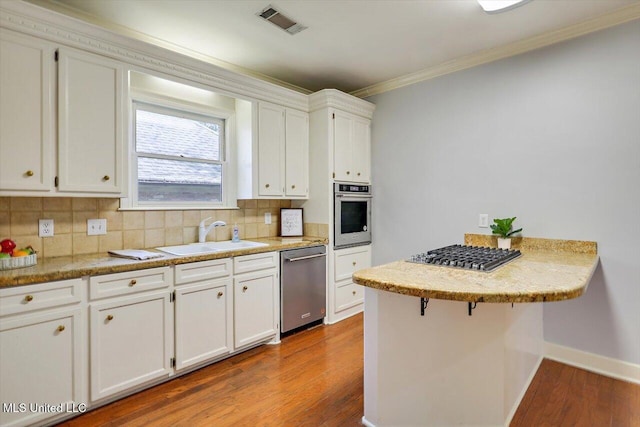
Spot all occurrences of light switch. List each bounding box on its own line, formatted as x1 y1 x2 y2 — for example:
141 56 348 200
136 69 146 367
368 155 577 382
265 212 272 224
479 214 489 228
87 219 107 235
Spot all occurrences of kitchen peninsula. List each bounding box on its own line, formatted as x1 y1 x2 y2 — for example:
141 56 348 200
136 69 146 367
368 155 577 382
353 235 598 427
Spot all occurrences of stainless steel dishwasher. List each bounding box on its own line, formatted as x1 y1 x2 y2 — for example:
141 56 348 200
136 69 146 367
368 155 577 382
280 245 327 333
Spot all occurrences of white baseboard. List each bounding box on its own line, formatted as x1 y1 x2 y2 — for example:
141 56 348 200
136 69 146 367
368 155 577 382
545 342 640 385
361 416 375 427
504 355 543 427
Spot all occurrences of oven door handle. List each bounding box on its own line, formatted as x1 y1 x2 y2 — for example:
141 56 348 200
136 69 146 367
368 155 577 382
335 194 372 199
285 253 327 262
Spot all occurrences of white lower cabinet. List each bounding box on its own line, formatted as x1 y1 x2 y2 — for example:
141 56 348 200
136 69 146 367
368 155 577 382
174 258 233 371
0 280 85 427
0 251 283 423
330 245 371 322
89 291 172 401
233 252 279 348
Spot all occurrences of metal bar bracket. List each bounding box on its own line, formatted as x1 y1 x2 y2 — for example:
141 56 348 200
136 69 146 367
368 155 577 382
420 297 429 316
468 302 478 316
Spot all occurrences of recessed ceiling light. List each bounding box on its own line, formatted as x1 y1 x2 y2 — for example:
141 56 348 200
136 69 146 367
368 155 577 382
477 0 531 14
257 5 307 35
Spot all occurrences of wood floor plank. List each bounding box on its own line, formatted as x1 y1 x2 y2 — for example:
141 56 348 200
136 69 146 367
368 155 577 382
55 314 639 427
512 359 640 427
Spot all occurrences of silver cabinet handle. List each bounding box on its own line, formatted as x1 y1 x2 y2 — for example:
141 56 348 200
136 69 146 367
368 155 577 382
335 194 372 199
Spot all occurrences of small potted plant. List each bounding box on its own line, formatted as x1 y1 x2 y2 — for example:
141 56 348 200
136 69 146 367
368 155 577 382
490 217 522 249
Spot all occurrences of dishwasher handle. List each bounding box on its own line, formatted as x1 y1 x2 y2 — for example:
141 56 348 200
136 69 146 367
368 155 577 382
285 253 327 262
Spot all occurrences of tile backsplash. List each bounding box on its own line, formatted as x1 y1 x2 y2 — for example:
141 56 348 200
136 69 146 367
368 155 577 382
0 197 330 258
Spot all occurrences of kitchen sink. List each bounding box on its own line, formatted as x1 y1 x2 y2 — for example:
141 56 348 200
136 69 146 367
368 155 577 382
156 240 269 256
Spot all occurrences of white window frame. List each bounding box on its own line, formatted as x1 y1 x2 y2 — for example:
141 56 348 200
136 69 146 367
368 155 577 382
121 92 236 210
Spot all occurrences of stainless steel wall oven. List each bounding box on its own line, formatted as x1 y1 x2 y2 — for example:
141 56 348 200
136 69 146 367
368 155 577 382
334 183 372 249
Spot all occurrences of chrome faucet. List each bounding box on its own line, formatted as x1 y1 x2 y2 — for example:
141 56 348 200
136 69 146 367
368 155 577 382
198 217 226 243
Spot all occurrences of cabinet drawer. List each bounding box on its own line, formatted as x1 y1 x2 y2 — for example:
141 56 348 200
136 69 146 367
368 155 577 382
234 251 277 275
335 282 364 313
334 246 371 282
175 258 232 285
89 267 171 300
0 278 83 317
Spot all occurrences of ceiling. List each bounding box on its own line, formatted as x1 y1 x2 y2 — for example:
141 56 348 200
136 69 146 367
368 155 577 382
25 0 640 94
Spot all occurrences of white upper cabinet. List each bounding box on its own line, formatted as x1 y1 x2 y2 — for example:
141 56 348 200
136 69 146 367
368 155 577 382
257 102 286 197
238 101 309 199
284 108 309 197
0 30 54 192
0 29 126 197
58 48 125 194
333 110 371 183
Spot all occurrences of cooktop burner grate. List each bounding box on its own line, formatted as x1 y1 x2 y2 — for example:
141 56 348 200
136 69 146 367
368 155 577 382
407 244 521 272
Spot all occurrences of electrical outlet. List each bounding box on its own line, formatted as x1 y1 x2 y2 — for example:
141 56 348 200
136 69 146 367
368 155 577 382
39 219 54 237
479 214 489 228
265 212 272 225
87 219 107 236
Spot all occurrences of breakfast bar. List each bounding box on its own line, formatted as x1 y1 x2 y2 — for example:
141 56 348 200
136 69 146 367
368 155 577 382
353 235 599 427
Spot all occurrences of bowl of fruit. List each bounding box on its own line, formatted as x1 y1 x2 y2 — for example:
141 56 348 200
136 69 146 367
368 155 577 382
0 239 37 270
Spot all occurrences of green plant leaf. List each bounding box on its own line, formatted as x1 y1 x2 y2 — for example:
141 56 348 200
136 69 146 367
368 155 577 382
491 217 521 238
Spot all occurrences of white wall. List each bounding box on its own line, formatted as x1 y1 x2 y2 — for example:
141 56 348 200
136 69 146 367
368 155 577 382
367 21 640 365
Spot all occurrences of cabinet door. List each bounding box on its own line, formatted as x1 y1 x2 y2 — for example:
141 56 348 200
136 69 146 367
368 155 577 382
175 278 232 370
90 291 172 401
257 102 285 196
58 48 124 194
0 307 83 427
351 117 371 183
0 30 54 192
234 270 277 348
333 111 353 182
285 108 309 197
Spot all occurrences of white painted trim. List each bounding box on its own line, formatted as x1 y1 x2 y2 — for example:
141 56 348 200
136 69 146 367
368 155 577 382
0 1 309 111
545 342 640 385
309 89 375 119
361 416 375 427
350 3 640 98
504 355 543 427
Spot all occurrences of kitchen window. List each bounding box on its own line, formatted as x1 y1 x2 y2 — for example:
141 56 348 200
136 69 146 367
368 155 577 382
130 102 228 208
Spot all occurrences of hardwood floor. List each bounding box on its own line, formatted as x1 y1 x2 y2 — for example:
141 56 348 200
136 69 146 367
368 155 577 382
511 358 640 427
57 314 364 427
57 313 639 427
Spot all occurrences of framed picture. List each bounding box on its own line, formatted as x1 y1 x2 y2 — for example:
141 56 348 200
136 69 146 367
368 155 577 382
280 208 303 237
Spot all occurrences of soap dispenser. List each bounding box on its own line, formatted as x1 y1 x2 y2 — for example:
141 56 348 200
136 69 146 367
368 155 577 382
232 224 240 242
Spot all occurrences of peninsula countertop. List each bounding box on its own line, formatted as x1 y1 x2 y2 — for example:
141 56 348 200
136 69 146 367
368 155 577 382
0 237 327 288
352 235 599 303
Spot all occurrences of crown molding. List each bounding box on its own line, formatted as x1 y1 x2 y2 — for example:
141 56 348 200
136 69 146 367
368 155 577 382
24 0 314 96
309 89 375 119
350 3 640 98
0 1 310 111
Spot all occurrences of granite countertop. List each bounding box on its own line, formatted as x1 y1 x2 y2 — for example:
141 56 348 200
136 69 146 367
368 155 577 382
0 237 327 288
352 234 599 303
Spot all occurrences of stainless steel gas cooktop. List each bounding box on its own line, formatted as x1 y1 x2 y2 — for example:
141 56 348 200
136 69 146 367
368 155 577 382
407 244 521 272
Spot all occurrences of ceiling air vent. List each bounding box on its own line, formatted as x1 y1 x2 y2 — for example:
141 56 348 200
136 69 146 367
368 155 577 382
258 5 307 35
